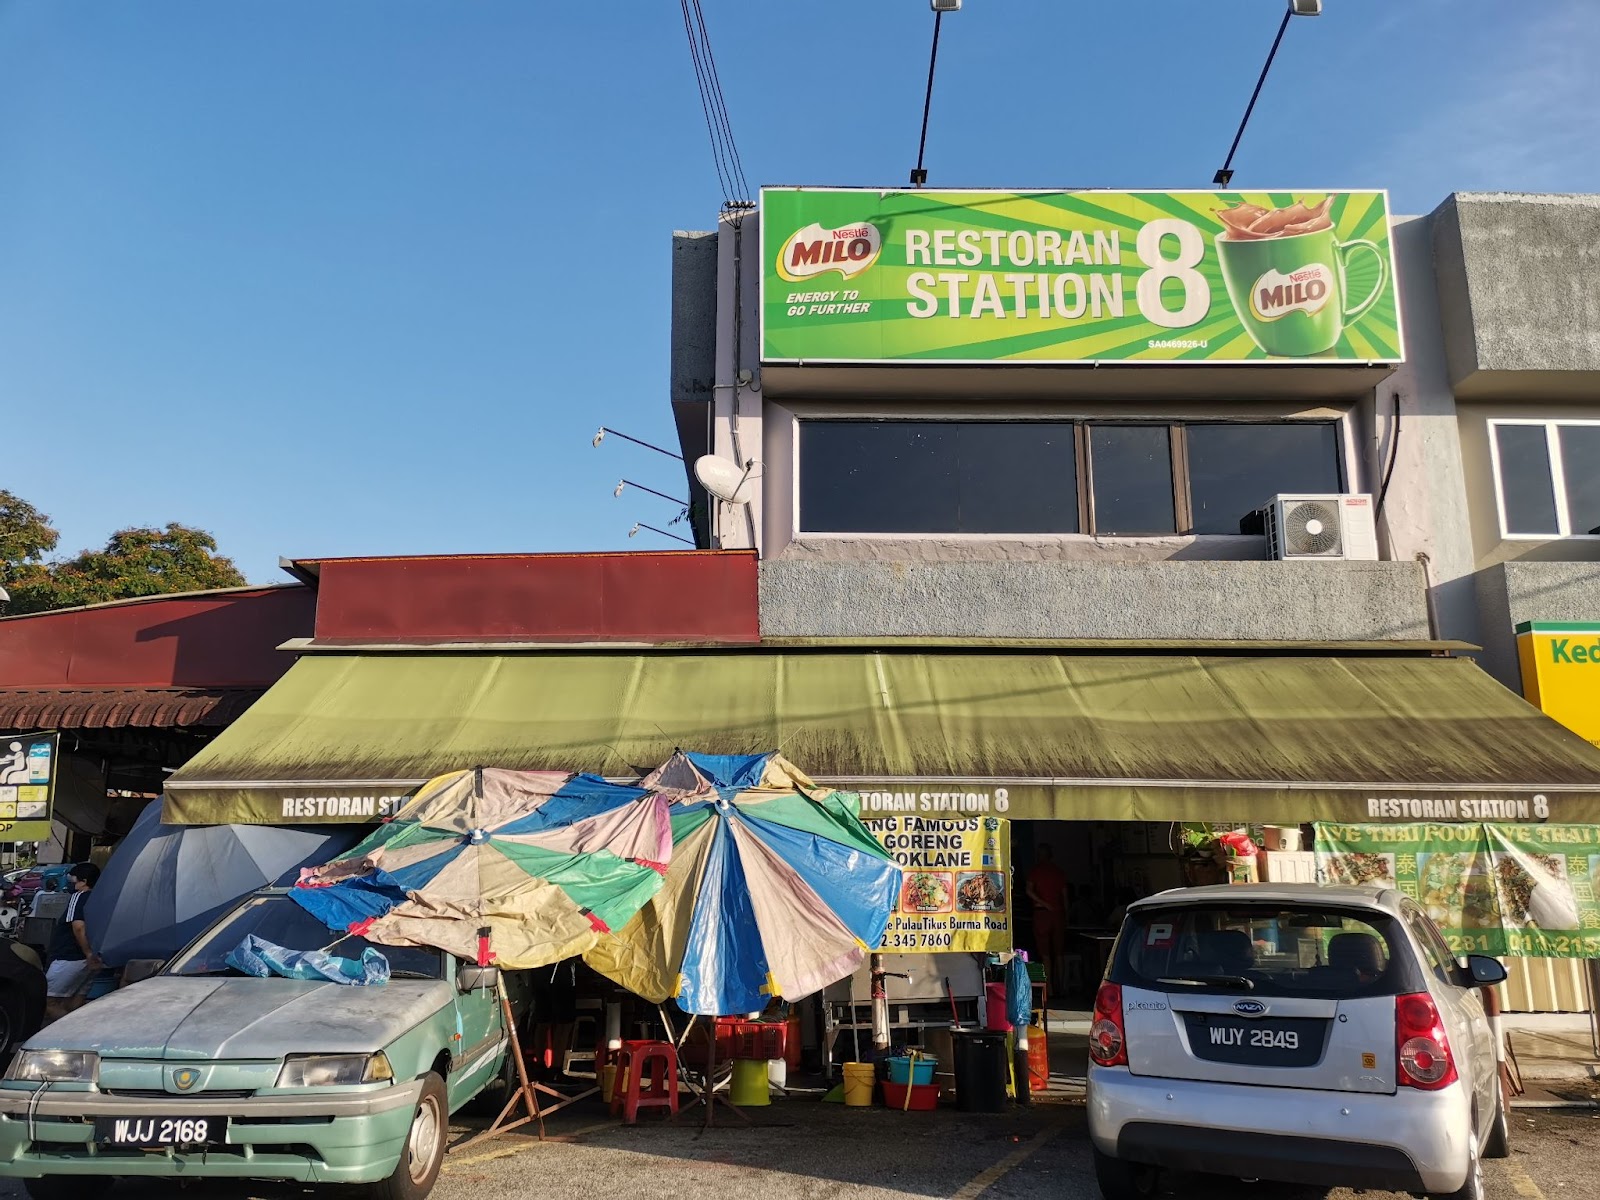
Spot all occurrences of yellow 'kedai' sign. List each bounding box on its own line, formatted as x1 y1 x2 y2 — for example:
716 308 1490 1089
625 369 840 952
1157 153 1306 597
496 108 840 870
1517 622 1600 749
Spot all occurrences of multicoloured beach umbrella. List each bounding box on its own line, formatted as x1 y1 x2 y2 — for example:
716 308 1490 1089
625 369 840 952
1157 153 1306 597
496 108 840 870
585 751 902 1016
292 767 671 969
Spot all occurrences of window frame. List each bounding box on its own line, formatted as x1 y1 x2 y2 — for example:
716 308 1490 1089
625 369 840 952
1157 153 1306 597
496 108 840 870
792 416 1346 540
1487 418 1600 541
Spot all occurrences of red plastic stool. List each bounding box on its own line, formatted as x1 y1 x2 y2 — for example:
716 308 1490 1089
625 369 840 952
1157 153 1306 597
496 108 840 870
613 1041 679 1124
607 1039 657 1113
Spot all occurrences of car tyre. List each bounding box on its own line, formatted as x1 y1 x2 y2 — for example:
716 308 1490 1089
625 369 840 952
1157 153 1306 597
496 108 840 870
368 1072 448 1200
462 1048 519 1118
25 1178 113 1200
1482 1077 1511 1160
1092 1146 1161 1200
1437 1130 1485 1200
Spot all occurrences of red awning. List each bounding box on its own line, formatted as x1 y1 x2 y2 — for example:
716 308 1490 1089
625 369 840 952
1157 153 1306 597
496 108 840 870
0 687 263 731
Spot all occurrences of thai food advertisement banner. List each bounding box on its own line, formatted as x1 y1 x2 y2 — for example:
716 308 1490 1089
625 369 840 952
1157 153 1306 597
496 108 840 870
761 187 1401 365
1313 822 1600 958
865 815 1011 953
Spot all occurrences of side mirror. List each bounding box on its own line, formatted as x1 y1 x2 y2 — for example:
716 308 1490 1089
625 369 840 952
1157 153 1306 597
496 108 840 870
458 964 501 993
1462 955 1507 987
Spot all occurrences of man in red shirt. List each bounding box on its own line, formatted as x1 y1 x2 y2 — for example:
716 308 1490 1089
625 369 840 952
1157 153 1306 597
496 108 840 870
1025 844 1069 990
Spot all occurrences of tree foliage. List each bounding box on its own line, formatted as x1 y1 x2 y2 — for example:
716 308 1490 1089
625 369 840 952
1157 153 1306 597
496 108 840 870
0 492 246 615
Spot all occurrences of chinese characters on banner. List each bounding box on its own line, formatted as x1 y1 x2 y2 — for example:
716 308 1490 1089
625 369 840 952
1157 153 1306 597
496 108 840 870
1314 822 1600 957
865 815 1011 953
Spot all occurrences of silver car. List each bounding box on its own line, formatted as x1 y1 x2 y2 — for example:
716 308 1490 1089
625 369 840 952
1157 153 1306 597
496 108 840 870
1087 883 1509 1200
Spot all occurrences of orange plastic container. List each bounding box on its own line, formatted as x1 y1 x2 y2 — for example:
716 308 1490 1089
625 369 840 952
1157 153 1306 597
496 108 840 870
1026 1025 1049 1090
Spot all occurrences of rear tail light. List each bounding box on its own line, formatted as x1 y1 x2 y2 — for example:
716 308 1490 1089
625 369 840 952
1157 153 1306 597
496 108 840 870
1089 981 1127 1067
1395 991 1457 1090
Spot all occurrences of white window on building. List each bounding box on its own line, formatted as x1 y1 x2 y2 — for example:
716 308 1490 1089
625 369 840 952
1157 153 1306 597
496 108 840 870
1489 420 1600 538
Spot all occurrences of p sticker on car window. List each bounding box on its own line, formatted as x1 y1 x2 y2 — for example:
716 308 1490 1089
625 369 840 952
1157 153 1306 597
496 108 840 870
1145 923 1176 948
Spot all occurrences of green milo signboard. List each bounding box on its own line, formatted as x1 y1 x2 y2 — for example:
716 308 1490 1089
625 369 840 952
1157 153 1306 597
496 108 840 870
761 188 1401 365
1314 823 1600 958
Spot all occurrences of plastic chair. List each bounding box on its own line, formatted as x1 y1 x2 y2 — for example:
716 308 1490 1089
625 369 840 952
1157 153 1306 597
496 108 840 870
610 1040 679 1124
562 1013 600 1079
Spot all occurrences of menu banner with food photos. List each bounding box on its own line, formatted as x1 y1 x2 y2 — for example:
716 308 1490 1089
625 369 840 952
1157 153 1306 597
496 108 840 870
1314 823 1600 958
761 188 1401 364
866 815 1011 953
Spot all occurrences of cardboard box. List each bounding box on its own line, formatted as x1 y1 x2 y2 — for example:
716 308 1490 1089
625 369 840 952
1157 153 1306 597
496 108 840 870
1225 857 1259 885
1261 850 1317 883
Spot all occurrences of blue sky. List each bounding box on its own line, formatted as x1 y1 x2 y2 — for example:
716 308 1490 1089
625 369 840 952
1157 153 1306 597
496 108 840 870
3 0 1597 583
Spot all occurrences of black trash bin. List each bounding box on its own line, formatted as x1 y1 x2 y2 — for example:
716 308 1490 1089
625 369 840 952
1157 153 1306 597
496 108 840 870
951 1028 1009 1112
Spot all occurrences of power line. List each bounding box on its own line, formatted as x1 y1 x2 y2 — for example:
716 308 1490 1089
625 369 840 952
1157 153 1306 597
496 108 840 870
679 0 750 208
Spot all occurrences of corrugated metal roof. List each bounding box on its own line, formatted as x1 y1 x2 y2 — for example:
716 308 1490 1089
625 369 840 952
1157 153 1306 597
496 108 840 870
0 687 264 730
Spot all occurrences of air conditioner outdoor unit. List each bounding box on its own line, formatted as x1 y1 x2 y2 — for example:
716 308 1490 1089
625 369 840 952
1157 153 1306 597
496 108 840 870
1262 494 1378 561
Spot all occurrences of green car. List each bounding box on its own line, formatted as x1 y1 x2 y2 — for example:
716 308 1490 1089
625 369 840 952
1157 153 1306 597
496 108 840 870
0 888 524 1200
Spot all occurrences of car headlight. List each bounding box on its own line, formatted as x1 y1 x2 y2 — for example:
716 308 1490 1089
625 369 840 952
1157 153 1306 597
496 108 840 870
6 1050 99 1084
275 1053 394 1088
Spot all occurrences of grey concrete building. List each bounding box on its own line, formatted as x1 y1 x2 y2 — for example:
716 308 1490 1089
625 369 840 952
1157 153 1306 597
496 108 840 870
667 188 1600 1014
671 190 1600 687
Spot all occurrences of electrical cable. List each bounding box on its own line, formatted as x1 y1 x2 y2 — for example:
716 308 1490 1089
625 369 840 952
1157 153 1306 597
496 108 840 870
1376 391 1402 519
679 0 750 208
689 0 750 202
679 0 735 204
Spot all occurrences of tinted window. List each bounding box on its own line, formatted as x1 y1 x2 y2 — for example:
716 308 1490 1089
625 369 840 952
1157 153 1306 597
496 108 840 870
1559 425 1600 536
799 421 1076 533
1401 903 1461 986
1495 424 1559 535
1114 903 1411 999
1089 425 1175 534
1187 423 1343 535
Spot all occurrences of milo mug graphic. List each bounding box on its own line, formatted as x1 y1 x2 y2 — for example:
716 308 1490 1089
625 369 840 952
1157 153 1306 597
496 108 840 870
1214 198 1387 356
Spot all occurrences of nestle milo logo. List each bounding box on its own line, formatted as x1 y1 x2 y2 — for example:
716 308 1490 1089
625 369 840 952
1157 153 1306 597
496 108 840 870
777 222 883 283
1250 264 1334 321
1549 638 1600 664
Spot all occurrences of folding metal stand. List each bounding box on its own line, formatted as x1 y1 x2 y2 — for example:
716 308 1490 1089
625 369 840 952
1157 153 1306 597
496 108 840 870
675 1015 751 1128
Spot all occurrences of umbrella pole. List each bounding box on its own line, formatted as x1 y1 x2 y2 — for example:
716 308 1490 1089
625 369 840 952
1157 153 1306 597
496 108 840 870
460 988 546 1148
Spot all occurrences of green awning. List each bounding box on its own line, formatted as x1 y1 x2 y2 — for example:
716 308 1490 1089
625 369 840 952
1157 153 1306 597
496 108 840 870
163 649 1600 826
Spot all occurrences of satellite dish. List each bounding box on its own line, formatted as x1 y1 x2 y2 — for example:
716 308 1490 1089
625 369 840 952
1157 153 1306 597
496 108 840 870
694 455 757 505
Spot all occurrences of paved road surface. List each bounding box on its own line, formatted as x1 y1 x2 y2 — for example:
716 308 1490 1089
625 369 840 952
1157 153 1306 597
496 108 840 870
0 1101 1593 1198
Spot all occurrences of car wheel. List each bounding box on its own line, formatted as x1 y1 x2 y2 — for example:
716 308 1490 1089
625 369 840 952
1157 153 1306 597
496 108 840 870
368 1072 448 1200
1438 1132 1485 1200
0 984 28 1060
1482 1077 1512 1160
25 1178 113 1200
463 1048 519 1117
1092 1146 1160 1200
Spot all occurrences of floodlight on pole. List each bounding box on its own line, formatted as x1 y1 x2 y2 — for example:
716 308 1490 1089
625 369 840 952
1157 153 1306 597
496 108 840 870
627 522 694 547
1212 0 1321 188
910 1 960 187
590 426 684 461
614 479 688 506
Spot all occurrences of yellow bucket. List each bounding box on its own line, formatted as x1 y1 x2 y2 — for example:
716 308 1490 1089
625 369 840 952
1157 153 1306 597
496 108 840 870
730 1058 771 1107
842 1062 876 1107
600 1064 618 1104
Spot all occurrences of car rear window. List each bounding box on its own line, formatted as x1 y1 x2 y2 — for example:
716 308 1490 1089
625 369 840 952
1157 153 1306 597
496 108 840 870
1112 903 1417 999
